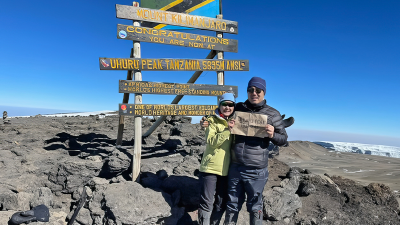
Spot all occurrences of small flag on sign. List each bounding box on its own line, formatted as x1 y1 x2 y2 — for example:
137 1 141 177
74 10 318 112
140 0 220 30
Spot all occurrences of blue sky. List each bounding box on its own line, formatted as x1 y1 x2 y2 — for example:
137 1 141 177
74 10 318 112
1 0 399 146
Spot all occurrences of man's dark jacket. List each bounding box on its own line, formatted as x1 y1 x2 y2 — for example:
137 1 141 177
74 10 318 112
231 100 288 168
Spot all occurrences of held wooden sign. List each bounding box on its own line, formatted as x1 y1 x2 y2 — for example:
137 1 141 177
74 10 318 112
117 24 238 52
119 104 218 116
119 80 239 97
231 111 269 138
100 58 249 71
116 5 238 34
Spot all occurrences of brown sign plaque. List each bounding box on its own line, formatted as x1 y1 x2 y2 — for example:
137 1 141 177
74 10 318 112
119 80 238 97
119 104 218 116
117 24 238 52
100 58 249 71
116 5 238 34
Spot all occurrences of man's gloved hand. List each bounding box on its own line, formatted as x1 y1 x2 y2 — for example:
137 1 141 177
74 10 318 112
282 116 294 128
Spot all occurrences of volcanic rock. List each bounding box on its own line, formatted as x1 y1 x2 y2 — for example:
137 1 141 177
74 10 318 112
101 182 171 224
172 155 200 177
263 175 302 221
0 115 399 225
104 149 130 176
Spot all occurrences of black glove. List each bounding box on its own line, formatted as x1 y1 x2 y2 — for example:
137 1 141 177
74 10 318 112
283 117 294 128
9 212 36 225
9 205 49 225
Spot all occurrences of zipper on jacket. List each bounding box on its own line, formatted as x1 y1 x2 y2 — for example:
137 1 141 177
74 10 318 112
241 103 254 163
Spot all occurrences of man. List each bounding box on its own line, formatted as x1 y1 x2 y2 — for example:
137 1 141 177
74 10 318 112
201 77 288 225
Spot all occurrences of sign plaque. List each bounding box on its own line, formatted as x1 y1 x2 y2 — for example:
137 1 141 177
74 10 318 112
119 80 238 97
117 24 238 52
100 58 249 71
116 5 238 34
119 104 218 116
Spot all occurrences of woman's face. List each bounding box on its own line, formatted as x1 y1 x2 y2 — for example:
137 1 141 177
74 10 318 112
219 101 235 117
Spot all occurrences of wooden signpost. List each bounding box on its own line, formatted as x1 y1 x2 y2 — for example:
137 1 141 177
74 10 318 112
116 4 238 34
100 2 248 181
117 24 238 52
119 81 239 97
99 58 249 71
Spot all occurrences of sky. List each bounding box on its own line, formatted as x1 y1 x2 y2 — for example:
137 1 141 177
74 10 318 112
1 0 399 146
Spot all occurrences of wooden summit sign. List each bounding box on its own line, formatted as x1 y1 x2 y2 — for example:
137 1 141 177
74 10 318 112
120 80 238 97
117 24 238 52
119 104 218 116
108 1 249 181
116 5 238 34
100 58 249 71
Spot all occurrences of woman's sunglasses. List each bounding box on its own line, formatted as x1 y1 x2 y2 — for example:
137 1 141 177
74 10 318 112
220 102 235 107
247 87 263 94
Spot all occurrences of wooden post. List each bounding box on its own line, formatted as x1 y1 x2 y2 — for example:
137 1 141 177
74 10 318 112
217 14 225 96
217 0 224 88
116 48 133 146
131 1 142 182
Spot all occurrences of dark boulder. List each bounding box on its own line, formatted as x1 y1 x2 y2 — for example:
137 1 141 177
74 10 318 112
161 175 200 211
297 180 316 197
173 155 200 177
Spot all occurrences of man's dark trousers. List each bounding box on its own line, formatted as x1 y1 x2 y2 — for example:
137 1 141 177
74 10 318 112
225 163 269 219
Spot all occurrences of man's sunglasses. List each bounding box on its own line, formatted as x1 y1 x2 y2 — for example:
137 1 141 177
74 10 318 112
220 102 235 107
247 87 263 94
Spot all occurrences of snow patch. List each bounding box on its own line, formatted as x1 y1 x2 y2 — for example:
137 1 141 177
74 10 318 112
11 110 117 118
314 141 400 158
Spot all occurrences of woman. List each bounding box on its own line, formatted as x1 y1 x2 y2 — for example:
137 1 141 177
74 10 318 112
198 92 236 225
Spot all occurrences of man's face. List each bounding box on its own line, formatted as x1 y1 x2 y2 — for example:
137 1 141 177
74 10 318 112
247 86 265 104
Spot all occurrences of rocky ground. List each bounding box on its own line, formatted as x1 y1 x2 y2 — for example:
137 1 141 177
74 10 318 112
0 114 399 225
277 141 400 206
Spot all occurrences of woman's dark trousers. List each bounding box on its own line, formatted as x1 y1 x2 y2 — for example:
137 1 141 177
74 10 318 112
198 172 228 225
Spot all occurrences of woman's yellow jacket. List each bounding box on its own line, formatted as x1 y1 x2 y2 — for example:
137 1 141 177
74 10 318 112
199 115 232 176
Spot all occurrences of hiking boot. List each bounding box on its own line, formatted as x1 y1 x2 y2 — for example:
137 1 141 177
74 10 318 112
224 211 238 225
250 210 263 225
210 209 224 225
198 209 212 225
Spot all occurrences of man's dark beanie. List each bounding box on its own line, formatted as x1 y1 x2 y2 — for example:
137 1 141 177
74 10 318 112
247 77 266 93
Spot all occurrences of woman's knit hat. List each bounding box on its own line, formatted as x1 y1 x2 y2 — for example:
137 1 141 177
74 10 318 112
218 92 236 106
